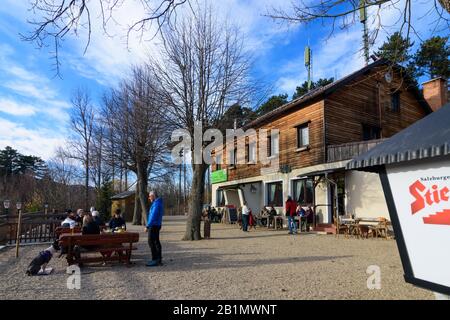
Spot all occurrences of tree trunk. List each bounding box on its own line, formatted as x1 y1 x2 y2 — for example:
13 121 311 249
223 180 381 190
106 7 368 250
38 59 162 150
132 181 142 225
85 158 89 210
136 161 149 226
182 163 207 241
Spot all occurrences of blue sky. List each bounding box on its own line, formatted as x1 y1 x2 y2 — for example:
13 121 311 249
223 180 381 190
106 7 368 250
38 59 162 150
0 0 447 160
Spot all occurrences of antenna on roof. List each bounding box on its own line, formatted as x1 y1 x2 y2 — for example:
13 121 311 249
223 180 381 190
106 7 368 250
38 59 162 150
304 45 312 91
359 0 370 65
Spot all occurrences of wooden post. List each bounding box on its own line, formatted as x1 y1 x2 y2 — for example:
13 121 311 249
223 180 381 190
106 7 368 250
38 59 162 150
15 209 22 258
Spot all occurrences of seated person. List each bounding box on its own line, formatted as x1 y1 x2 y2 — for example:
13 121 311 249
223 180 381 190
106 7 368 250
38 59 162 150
296 205 306 231
73 215 101 263
82 215 100 235
109 209 126 230
268 205 278 227
61 210 76 228
92 211 105 227
73 209 84 225
297 205 306 217
304 205 314 231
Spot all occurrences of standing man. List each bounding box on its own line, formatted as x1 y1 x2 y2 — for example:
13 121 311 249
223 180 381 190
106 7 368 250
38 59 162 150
286 196 297 234
241 201 250 232
146 190 164 267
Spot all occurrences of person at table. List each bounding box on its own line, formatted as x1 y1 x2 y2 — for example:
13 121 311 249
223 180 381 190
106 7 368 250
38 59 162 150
109 209 126 230
75 209 84 225
285 196 298 234
92 211 105 227
146 190 164 267
304 205 314 232
81 214 100 235
296 204 306 231
267 205 277 227
61 210 77 228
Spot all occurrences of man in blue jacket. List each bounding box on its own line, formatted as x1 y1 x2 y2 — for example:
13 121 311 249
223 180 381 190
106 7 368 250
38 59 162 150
146 190 164 267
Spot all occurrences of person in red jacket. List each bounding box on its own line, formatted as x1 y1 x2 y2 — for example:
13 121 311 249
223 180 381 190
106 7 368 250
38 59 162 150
285 196 298 234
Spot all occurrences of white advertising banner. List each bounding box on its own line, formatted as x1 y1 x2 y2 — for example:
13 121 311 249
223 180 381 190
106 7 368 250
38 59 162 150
386 157 450 288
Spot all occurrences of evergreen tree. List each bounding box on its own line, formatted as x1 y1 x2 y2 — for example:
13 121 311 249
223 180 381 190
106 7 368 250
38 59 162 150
255 94 288 116
414 36 450 79
376 32 414 65
0 146 46 178
292 78 334 100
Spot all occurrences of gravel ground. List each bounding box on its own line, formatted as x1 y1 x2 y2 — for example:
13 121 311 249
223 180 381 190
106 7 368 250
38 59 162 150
0 216 433 300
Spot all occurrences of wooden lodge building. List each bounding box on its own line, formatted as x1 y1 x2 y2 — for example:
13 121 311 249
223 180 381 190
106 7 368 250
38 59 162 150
210 59 448 228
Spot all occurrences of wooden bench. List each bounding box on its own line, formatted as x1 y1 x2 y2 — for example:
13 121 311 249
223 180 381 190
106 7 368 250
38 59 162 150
59 232 139 266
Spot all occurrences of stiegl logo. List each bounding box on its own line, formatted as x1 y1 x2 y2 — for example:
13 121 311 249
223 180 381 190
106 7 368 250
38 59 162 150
409 179 450 225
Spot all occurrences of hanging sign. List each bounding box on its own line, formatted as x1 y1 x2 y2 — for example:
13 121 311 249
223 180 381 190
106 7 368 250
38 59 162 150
381 157 450 294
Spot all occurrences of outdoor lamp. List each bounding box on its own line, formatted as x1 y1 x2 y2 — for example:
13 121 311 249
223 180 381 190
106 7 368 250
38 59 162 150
16 202 22 210
3 200 10 209
44 203 49 209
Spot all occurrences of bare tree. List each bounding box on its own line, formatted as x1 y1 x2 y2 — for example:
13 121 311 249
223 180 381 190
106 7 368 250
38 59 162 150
47 146 83 209
148 5 254 240
266 0 449 61
102 66 172 225
68 88 95 210
22 0 190 75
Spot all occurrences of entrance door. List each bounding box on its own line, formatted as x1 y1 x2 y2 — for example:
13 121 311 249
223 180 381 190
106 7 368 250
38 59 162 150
328 175 346 223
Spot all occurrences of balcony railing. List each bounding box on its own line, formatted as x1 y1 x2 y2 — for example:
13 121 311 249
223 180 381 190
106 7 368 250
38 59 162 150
327 138 387 163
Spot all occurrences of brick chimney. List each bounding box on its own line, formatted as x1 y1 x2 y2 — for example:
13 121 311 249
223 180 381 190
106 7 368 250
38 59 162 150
422 77 448 111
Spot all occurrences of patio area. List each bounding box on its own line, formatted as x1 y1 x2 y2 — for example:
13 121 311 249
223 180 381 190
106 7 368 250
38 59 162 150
0 216 433 300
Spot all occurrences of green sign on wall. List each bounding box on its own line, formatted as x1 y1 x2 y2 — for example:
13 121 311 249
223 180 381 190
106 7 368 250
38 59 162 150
211 169 227 184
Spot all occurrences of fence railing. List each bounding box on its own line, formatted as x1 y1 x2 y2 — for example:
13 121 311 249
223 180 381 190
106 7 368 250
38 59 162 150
327 138 387 163
0 212 66 245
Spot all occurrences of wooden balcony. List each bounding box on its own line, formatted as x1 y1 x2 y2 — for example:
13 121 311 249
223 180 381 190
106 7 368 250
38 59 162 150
327 138 387 163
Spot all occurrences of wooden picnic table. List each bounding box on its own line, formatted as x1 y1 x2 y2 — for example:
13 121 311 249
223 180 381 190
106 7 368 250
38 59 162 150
59 232 139 266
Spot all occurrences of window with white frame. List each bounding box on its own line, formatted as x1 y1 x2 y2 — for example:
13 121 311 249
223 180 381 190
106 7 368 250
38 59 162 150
268 133 279 157
247 142 256 164
297 123 310 148
293 179 314 205
215 153 222 170
267 181 283 207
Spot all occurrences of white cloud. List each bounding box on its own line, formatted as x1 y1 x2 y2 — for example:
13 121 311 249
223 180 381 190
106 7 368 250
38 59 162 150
276 27 364 94
3 81 57 101
0 118 65 160
0 98 37 116
0 43 71 123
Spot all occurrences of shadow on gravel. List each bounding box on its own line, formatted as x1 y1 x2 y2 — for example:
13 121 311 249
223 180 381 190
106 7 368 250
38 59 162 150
132 239 354 272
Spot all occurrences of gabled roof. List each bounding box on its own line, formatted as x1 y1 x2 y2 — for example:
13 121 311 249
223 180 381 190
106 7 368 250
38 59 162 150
346 103 450 171
111 190 135 200
243 59 432 129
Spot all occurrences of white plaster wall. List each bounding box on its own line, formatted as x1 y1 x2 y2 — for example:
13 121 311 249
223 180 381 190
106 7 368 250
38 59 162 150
345 170 389 219
240 183 262 214
314 181 330 223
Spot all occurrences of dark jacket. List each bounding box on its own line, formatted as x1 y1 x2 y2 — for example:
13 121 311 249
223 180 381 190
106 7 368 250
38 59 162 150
93 216 105 227
305 207 314 224
82 221 100 235
109 216 126 230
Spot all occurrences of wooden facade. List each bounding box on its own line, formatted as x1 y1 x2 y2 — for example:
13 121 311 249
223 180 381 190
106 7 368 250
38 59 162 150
213 61 431 180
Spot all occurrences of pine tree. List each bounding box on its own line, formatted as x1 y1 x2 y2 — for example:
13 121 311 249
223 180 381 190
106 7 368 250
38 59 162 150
414 36 450 79
292 78 334 100
255 94 289 116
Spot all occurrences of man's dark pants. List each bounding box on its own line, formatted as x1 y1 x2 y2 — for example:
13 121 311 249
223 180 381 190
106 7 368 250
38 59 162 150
242 214 249 231
148 226 162 262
